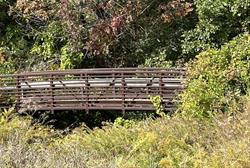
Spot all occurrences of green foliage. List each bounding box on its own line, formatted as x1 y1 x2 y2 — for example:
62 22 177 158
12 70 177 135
0 25 29 73
0 107 15 125
141 50 173 68
0 0 197 72
30 22 64 69
0 0 249 72
60 43 84 70
0 108 53 145
150 95 166 117
0 101 249 167
180 33 250 117
29 21 84 70
114 117 135 129
182 0 250 58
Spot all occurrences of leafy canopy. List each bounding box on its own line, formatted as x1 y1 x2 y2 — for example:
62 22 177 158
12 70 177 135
182 0 250 59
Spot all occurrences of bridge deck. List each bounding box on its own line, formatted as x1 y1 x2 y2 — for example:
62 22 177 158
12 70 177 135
0 68 186 112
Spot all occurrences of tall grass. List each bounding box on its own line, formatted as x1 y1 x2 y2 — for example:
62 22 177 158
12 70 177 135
0 99 249 168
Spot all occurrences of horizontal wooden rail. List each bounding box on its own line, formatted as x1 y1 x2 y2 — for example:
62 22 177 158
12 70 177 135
0 68 186 112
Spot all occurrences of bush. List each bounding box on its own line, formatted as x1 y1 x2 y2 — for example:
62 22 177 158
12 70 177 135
0 100 249 167
180 33 250 117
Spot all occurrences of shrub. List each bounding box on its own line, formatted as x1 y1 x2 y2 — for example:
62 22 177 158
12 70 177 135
113 117 135 128
0 100 249 167
180 33 250 117
149 95 166 117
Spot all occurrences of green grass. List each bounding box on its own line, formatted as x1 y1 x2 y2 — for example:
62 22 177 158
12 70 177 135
0 100 249 168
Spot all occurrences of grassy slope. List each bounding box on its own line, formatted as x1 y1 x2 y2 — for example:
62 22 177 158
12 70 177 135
0 100 249 168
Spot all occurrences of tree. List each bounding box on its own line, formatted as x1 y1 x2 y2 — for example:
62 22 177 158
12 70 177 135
2 0 248 72
182 0 250 60
0 0 195 71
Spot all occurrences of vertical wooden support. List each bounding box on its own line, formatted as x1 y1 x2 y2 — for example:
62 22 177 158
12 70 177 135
15 75 21 112
85 73 89 113
80 73 84 109
159 72 164 112
159 72 163 97
112 71 115 94
146 72 149 95
49 74 54 113
121 72 125 115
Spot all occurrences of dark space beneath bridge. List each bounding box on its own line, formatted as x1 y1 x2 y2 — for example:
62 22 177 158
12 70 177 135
0 68 186 113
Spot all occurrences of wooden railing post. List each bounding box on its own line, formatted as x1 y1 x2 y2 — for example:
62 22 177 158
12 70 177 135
121 72 125 114
49 74 54 113
85 72 89 113
112 70 115 94
15 75 21 112
159 72 163 97
146 72 149 95
80 73 84 109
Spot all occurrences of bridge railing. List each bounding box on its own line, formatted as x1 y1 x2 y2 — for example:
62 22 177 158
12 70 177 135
0 68 186 112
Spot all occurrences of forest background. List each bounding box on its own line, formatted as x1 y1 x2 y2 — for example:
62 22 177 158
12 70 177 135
0 0 248 72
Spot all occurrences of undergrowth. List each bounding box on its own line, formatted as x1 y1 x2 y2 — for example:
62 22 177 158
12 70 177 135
0 97 249 168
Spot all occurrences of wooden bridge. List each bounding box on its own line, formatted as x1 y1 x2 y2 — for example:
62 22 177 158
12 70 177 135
0 68 186 113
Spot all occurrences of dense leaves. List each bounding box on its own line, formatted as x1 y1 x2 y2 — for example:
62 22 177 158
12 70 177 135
180 34 250 117
182 0 250 59
0 0 249 72
0 0 196 71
